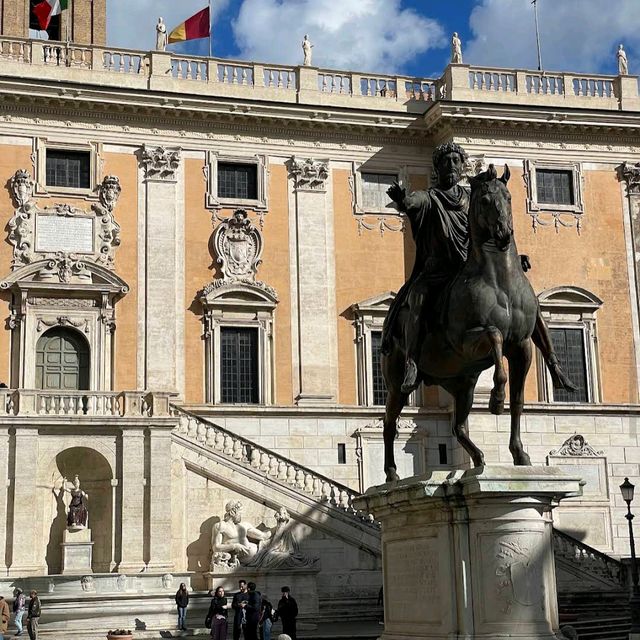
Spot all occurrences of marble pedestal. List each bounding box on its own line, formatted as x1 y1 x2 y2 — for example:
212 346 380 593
61 527 93 575
353 466 583 640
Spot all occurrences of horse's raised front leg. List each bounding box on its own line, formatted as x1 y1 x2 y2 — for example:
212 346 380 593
462 326 507 415
443 378 485 468
506 339 532 466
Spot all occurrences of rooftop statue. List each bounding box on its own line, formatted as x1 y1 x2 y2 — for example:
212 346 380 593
618 44 629 75
451 32 463 64
381 142 577 482
156 17 168 52
302 34 314 67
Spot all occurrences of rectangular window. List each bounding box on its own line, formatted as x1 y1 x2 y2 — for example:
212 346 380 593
218 163 258 200
337 443 347 465
550 328 589 403
371 331 387 406
220 327 259 404
438 443 448 465
362 173 396 210
536 169 574 206
45 150 91 189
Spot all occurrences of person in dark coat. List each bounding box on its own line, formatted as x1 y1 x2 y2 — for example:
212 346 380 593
207 586 230 640
175 582 189 631
244 582 262 640
231 579 249 640
274 587 298 640
25 591 40 640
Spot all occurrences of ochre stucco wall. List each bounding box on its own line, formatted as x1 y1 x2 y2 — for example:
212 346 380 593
511 167 637 403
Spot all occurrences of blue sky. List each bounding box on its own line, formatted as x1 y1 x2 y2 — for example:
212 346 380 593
104 0 638 79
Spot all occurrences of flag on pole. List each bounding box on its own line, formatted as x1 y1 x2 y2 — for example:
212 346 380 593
32 0 68 30
168 7 210 44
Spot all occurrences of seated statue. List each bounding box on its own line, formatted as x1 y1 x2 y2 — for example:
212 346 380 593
210 500 271 570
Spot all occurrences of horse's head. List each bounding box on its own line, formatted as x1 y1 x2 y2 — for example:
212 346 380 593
469 164 512 251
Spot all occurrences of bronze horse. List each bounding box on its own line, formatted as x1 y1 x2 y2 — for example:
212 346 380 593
382 164 540 481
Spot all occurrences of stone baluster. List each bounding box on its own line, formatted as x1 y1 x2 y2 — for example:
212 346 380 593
205 427 216 447
232 439 244 460
197 422 207 442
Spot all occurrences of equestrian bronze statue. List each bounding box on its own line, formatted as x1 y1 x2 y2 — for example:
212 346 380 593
381 142 576 482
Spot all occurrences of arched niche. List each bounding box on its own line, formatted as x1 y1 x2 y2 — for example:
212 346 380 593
43 447 114 574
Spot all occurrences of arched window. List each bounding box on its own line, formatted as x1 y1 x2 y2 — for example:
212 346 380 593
35 328 90 391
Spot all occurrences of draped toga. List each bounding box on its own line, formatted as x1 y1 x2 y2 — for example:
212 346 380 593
381 184 470 353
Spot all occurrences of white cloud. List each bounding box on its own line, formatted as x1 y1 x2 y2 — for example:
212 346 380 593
107 0 230 52
231 0 446 74
465 0 640 74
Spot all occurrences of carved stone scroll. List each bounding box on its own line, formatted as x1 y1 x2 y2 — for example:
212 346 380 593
549 434 604 457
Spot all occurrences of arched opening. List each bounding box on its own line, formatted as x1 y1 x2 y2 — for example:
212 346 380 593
36 327 90 390
44 447 113 574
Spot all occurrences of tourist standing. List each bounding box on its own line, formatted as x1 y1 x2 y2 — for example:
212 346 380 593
244 582 262 640
232 580 249 640
175 582 189 631
26 591 40 640
12 588 26 636
0 593 10 640
260 595 274 640
207 586 230 640
275 587 298 640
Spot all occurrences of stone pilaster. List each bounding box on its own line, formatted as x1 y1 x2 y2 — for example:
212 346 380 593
139 145 184 396
146 429 173 572
288 156 338 404
0 426 9 575
117 428 146 573
8 428 43 575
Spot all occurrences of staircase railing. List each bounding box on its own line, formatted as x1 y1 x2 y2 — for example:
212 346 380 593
172 406 379 529
553 528 627 588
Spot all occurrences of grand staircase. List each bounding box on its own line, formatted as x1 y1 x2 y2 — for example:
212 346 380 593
172 407 633 638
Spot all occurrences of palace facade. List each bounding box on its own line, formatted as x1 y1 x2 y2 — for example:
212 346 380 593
0 0 638 635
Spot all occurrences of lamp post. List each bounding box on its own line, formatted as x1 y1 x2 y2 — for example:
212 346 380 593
620 477 640 633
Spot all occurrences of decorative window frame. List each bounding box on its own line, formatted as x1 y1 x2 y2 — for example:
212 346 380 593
33 137 102 198
536 286 603 403
523 159 584 233
351 292 419 407
200 286 277 405
205 150 269 212
199 209 278 405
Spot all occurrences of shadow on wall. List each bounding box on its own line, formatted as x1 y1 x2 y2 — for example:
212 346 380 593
187 515 219 578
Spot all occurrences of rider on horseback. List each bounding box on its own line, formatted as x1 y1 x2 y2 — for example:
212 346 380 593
383 141 576 396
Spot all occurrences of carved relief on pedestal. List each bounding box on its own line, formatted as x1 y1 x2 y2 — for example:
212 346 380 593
6 170 122 281
139 145 181 182
287 156 329 192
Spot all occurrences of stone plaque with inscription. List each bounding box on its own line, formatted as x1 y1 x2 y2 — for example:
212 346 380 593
36 215 94 254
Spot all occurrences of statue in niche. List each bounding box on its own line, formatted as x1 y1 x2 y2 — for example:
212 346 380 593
63 475 89 529
245 507 318 570
618 44 629 75
302 34 313 66
156 17 168 51
451 32 463 64
210 500 271 570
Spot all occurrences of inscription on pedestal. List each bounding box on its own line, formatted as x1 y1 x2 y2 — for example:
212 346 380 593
35 215 94 254
385 537 441 624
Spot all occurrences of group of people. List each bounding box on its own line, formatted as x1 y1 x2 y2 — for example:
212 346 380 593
202 580 298 640
0 589 41 640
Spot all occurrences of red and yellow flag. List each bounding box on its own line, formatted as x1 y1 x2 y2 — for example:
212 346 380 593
168 7 210 44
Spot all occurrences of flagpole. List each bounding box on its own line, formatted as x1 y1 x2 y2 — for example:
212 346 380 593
208 0 212 57
532 0 543 72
